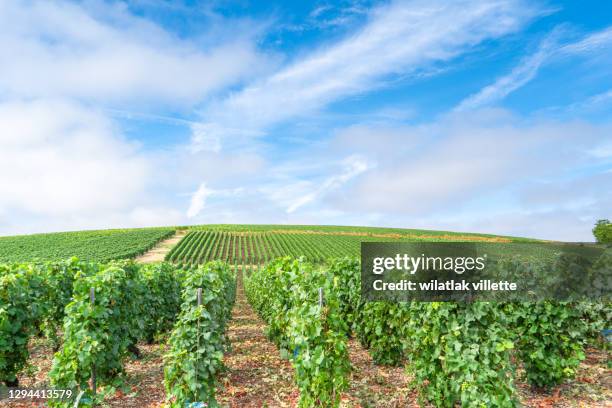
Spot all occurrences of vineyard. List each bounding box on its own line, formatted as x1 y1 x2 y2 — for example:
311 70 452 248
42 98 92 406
246 256 611 407
1 259 235 407
0 225 610 407
164 229 531 265
166 231 377 264
0 228 174 263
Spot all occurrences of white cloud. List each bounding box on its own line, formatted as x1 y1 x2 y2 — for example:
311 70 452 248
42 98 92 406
456 25 612 111
189 123 265 154
285 155 371 213
0 0 267 105
174 109 611 241
186 183 213 218
0 0 273 234
193 0 540 150
126 206 185 228
0 100 150 216
323 110 611 220
186 182 246 218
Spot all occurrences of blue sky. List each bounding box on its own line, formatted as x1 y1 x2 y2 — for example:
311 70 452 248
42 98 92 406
0 0 611 240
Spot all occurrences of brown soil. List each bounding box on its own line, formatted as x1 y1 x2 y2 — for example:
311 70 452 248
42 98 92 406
135 230 188 263
343 339 418 407
216 272 298 407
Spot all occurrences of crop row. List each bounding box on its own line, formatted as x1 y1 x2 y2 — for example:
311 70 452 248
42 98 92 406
245 255 610 407
0 259 235 407
245 258 350 407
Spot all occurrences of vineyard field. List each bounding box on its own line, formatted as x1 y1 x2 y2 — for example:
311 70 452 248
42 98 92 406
166 230 378 264
1 236 609 407
165 230 458 264
0 228 174 263
165 229 548 265
188 223 534 239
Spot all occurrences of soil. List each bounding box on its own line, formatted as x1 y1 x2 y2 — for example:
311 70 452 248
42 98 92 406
216 272 298 407
135 230 188 263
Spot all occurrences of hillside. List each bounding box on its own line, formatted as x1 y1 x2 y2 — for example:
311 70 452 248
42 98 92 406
0 224 532 263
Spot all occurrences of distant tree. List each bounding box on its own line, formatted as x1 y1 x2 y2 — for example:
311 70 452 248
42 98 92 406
593 219 612 244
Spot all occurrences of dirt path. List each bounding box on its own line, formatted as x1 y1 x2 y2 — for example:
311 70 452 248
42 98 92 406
217 271 298 407
135 230 188 263
344 340 416 407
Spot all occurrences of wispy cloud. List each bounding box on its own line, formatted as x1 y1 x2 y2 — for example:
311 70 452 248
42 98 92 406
187 183 212 218
455 30 561 111
285 155 371 213
192 0 540 151
561 26 612 54
564 89 612 115
456 25 612 111
186 182 245 218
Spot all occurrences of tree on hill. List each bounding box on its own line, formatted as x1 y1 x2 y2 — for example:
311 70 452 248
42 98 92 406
593 219 612 244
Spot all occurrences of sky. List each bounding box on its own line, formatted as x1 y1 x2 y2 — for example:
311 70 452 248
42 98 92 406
0 0 611 241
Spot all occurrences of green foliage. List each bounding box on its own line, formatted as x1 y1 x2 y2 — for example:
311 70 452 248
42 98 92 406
0 259 92 384
49 262 176 405
245 257 350 407
356 302 411 365
593 219 612 244
164 262 235 407
49 262 147 404
0 259 186 405
576 301 612 341
0 228 174 263
330 258 518 405
0 267 35 384
38 259 93 348
190 224 521 240
48 260 185 404
327 258 362 333
407 302 517 407
504 301 587 388
335 255 602 403
139 263 183 342
330 258 409 366
493 254 599 387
